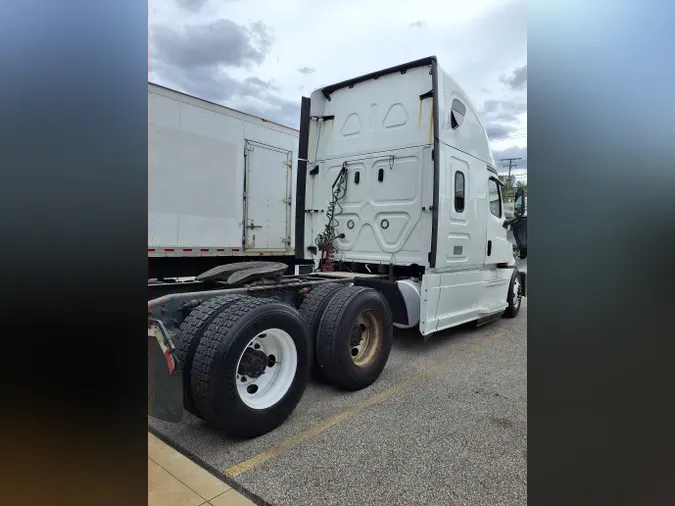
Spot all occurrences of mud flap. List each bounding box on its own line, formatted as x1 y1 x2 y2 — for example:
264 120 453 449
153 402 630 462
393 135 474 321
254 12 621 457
353 278 408 326
148 336 183 423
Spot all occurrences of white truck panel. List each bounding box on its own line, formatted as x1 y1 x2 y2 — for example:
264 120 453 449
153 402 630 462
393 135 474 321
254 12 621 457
311 65 434 160
305 65 434 266
436 69 496 168
244 141 292 251
148 83 299 257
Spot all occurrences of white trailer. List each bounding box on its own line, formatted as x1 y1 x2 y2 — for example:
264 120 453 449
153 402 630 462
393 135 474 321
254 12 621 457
148 57 528 439
148 83 301 278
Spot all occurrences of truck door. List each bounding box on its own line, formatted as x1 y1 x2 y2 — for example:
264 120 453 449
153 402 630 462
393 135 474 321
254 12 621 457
434 153 486 269
243 140 292 253
484 175 512 264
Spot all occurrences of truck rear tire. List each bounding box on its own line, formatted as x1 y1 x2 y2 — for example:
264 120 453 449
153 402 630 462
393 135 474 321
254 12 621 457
503 269 523 318
190 298 311 438
298 283 344 382
174 295 245 418
316 286 393 390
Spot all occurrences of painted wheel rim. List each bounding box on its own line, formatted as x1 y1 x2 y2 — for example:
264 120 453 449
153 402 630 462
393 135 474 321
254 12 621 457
235 328 298 410
350 310 383 367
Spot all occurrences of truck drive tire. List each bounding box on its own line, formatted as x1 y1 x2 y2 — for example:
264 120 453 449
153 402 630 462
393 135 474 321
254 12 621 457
298 283 344 382
190 298 311 438
174 295 245 419
316 286 393 391
503 269 523 318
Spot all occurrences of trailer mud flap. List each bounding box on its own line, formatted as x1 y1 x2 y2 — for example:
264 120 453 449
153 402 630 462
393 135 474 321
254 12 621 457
148 335 183 423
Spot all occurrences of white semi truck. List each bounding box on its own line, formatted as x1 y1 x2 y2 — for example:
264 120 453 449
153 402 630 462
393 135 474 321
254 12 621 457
148 83 304 279
148 57 528 438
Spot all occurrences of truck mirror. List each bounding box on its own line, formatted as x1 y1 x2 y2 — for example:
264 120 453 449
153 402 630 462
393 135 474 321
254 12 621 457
514 188 526 217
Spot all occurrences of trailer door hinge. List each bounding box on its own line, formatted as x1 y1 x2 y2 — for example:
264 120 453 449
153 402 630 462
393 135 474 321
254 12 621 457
282 197 291 205
431 149 434 161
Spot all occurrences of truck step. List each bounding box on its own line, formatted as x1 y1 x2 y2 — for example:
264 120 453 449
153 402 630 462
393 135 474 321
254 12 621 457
478 302 508 315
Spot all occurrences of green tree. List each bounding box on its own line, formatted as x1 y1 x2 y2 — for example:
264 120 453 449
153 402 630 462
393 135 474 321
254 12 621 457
498 177 527 203
499 175 516 203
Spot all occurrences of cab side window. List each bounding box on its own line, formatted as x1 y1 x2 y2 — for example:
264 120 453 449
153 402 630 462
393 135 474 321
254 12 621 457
488 179 502 218
450 99 466 130
454 171 465 212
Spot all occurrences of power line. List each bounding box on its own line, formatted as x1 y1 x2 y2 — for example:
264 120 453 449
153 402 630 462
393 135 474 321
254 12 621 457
499 159 527 167
489 127 527 141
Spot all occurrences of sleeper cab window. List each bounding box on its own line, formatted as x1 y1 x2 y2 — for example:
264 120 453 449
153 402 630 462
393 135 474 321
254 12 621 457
450 99 466 129
488 178 502 218
454 171 465 212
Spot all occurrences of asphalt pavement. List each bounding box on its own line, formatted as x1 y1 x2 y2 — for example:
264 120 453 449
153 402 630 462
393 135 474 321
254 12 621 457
150 300 527 506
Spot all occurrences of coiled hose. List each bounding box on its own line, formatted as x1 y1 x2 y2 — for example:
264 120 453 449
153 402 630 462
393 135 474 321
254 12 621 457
315 162 348 271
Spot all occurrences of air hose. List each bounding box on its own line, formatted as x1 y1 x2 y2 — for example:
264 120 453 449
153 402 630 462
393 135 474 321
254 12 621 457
315 162 348 271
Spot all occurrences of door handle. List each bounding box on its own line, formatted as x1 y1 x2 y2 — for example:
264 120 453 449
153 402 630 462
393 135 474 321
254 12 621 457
487 240 492 256
248 223 263 229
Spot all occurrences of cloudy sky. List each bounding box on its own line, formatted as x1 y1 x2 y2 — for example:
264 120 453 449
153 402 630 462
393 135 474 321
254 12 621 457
149 0 527 181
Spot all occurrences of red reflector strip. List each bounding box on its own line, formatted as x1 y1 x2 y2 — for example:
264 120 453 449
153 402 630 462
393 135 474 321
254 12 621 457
216 248 225 252
164 248 174 252
163 349 175 374
183 248 192 252
200 248 209 252
497 262 509 268
148 248 155 252
232 248 240 252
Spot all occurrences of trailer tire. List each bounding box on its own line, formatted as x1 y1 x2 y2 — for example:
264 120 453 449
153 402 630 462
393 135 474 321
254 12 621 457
503 269 523 318
298 283 344 382
174 295 245 418
191 298 311 438
316 286 393 390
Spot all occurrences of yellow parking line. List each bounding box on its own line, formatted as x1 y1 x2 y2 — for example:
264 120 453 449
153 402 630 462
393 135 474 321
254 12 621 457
226 332 502 477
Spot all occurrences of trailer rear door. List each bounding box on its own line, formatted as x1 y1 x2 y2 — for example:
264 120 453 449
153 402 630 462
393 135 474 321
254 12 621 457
244 140 292 252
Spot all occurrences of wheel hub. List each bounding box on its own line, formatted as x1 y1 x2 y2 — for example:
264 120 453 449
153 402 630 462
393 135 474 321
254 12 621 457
349 312 383 365
350 324 365 347
238 348 268 379
234 328 298 411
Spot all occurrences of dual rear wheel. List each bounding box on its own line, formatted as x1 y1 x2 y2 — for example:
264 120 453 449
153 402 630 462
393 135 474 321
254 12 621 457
175 296 310 438
300 284 394 391
172 284 393 438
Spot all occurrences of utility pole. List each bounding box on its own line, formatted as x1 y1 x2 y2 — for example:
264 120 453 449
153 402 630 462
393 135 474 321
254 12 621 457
500 157 522 181
499 157 522 203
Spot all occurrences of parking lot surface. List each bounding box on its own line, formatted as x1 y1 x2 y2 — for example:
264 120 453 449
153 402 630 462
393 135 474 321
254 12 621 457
151 301 527 506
